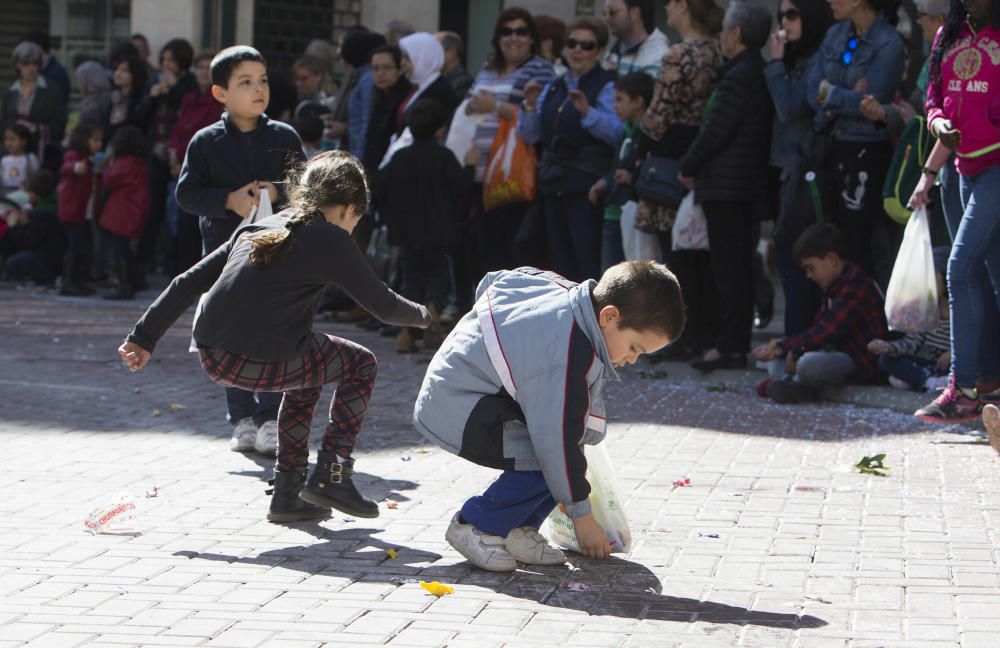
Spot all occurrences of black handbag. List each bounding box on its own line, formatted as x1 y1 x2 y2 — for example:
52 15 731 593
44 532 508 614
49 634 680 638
634 155 685 209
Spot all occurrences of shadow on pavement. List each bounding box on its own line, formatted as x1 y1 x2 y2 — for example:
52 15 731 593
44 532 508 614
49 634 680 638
174 525 826 629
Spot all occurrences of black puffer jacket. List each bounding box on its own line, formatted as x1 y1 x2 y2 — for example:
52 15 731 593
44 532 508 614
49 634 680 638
679 49 773 203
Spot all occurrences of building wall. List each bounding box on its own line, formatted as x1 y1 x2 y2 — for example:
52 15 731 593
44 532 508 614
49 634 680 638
129 0 202 62
360 0 440 34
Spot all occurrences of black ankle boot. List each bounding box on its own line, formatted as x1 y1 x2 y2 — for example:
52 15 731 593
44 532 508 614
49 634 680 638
266 471 331 523
299 452 379 518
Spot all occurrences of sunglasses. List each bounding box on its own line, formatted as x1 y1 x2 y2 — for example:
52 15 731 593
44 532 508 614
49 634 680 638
499 26 530 37
841 36 859 65
777 8 800 21
566 38 598 52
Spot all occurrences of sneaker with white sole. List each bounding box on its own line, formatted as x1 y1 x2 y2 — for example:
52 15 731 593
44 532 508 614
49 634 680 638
254 420 278 455
505 527 566 565
230 418 257 452
445 513 517 572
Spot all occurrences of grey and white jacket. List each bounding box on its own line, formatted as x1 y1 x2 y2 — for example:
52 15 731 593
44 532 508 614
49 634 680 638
412 267 619 519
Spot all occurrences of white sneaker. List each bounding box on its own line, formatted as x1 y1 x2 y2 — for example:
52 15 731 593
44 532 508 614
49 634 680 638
229 418 257 452
888 376 914 391
254 420 278 455
924 375 950 392
505 527 566 565
445 513 517 572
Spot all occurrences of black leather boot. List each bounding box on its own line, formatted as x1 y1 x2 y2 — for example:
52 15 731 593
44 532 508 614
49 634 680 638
59 252 93 296
299 452 379 518
103 258 135 300
266 471 330 523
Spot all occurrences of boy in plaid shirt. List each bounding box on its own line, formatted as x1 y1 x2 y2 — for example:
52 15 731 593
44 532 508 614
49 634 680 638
752 223 888 403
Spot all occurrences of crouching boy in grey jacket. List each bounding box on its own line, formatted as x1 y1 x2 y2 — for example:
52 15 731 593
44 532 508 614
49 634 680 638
413 261 685 571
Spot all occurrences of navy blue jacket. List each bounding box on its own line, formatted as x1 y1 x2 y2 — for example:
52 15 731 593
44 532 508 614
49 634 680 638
175 113 305 252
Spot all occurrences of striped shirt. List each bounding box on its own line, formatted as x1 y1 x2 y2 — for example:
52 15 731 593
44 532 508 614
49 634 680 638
890 316 951 362
468 55 555 182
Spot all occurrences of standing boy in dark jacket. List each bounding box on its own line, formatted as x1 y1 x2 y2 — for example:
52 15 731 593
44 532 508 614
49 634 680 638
176 46 306 457
679 1 773 373
376 98 467 353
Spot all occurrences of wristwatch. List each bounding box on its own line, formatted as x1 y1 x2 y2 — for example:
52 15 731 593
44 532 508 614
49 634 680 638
922 166 938 177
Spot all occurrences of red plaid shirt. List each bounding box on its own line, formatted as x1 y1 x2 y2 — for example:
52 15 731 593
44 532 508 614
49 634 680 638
777 262 887 383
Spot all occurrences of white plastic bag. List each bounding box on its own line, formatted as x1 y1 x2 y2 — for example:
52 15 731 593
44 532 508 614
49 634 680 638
671 192 709 251
247 185 273 224
620 201 662 262
885 205 938 332
379 127 414 170
542 443 633 553
444 98 481 165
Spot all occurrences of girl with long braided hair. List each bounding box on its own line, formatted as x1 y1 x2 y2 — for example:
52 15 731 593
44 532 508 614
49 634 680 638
118 150 430 522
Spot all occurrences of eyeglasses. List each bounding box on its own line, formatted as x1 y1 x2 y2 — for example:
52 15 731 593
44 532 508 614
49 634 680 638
566 38 598 52
371 64 398 73
776 8 800 21
499 26 530 37
841 36 859 65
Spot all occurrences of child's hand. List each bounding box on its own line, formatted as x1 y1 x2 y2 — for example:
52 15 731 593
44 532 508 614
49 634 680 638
588 178 607 205
937 351 951 372
867 339 893 356
464 147 482 166
118 341 150 372
225 181 259 219
522 80 543 107
573 513 611 559
73 160 87 175
751 343 776 362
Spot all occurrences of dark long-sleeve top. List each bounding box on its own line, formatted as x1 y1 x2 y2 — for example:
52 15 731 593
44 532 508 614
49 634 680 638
175 113 305 251
126 211 431 361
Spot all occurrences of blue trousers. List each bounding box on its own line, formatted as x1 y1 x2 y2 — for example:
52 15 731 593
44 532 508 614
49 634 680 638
226 388 281 427
878 354 941 389
461 470 556 538
543 190 603 282
950 166 1000 386
601 218 624 273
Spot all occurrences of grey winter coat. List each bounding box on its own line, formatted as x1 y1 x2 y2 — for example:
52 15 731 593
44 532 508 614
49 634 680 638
413 267 619 519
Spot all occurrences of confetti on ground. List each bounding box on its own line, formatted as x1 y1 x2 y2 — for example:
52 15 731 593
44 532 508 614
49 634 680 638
342 517 355 523
673 478 691 487
804 595 833 604
386 548 398 559
151 409 161 417
420 581 454 596
401 456 412 462
639 370 669 379
698 533 720 539
169 403 188 411
386 501 398 509
559 582 591 592
144 487 159 498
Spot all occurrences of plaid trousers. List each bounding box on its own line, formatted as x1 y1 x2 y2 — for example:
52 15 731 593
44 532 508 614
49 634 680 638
199 333 378 471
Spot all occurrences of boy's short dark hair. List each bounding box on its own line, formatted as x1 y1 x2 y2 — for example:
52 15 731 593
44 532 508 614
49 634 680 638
407 99 446 140
793 223 848 264
369 44 402 67
211 45 267 88
593 260 686 341
615 72 654 106
294 112 324 144
25 169 55 198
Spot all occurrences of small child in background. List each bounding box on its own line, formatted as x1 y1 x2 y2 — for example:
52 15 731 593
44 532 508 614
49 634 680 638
587 72 655 272
294 111 325 159
868 248 951 391
1 170 63 284
98 125 150 300
376 98 466 353
2 124 40 194
57 123 103 295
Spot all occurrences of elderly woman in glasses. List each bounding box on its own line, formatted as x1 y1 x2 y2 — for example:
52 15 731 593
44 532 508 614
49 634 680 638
519 16 622 282
805 0 904 285
1 41 67 156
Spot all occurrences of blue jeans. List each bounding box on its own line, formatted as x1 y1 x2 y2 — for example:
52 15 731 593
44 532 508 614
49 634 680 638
225 388 281 427
601 218 624 273
460 470 556 538
878 354 941 389
949 166 1000 387
543 191 602 282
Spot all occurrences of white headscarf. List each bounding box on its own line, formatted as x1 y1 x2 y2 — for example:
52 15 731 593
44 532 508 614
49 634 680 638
399 32 444 106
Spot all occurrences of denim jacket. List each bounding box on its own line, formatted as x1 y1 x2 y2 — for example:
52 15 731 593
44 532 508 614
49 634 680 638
765 53 816 168
347 64 374 160
806 18 904 142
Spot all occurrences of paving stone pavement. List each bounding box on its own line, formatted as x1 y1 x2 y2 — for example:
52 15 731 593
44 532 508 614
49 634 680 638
2 286 1000 648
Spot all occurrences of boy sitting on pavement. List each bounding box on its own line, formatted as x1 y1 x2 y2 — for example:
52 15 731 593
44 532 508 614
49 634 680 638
753 223 887 403
413 261 685 571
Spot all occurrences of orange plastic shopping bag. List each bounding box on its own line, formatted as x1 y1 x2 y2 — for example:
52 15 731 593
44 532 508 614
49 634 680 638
483 112 536 213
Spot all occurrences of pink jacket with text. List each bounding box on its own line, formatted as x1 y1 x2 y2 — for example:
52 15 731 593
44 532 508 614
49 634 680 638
926 22 1000 177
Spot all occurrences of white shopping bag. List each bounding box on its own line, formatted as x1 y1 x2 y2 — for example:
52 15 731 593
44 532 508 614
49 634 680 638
671 192 709 251
444 98 481 165
620 201 662 262
542 443 633 554
379 127 414 170
247 185 273 223
885 205 938 332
